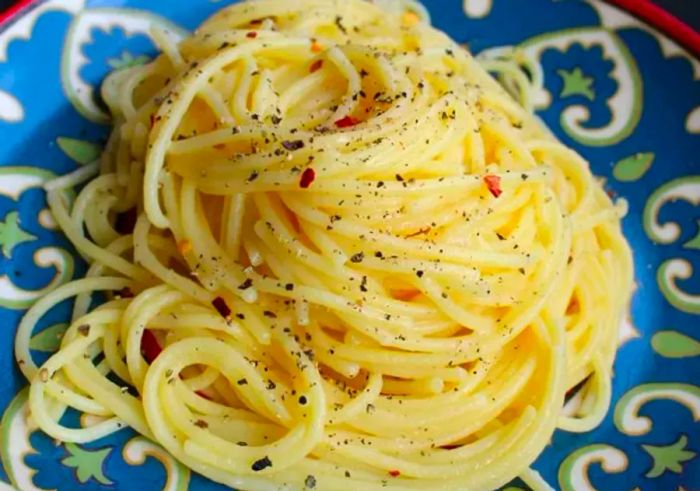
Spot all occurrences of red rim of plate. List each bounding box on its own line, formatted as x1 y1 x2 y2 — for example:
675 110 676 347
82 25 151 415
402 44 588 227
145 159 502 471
0 0 35 27
0 0 699 55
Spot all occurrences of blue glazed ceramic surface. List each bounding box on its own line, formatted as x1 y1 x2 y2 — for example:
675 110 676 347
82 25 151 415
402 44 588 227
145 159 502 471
0 1 698 489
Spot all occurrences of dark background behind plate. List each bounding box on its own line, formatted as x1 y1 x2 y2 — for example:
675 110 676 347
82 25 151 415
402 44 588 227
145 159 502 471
1 0 700 31
659 0 700 30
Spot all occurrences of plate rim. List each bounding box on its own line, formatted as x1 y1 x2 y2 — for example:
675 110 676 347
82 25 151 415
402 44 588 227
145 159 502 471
1 0 700 59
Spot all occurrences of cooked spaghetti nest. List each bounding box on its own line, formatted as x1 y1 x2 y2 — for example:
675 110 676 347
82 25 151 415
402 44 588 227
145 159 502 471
16 0 633 490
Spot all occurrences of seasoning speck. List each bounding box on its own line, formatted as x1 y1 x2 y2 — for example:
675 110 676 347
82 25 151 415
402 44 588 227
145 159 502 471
299 168 316 188
212 296 232 319
335 116 359 128
309 59 323 73
304 474 317 488
282 140 305 151
251 456 272 471
350 252 364 263
483 175 502 198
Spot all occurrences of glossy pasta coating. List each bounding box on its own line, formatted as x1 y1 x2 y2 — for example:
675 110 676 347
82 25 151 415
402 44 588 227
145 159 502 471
17 1 633 489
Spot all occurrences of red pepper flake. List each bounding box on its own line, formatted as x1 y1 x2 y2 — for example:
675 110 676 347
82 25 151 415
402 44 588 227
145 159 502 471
483 175 502 198
334 116 360 128
310 41 323 53
299 167 316 188
388 470 400 477
149 113 156 128
309 59 323 73
116 286 134 298
212 296 232 319
246 31 258 38
196 390 212 400
141 329 162 363
177 239 192 255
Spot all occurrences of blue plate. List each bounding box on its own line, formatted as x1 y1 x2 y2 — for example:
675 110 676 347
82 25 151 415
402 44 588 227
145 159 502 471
0 1 698 489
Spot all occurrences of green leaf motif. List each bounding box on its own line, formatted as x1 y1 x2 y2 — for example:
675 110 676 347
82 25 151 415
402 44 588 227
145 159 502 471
57 137 102 165
0 211 36 259
651 330 700 358
683 221 700 250
643 435 696 478
61 442 113 485
29 323 68 352
107 51 150 70
557 67 595 101
612 152 655 182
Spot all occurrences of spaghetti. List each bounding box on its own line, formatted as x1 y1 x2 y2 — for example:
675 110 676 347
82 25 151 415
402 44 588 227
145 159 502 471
16 1 634 489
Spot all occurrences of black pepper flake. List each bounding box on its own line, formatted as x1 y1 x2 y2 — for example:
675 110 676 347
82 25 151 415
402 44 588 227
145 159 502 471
366 403 375 414
519 267 526 275
360 276 368 292
345 471 351 478
263 310 277 318
267 380 276 390
334 15 347 34
212 297 231 319
304 474 317 489
251 456 272 471
496 232 506 241
194 419 208 428
237 378 248 385
247 170 259 182
350 252 364 263
270 115 282 125
395 174 404 182
282 140 304 151
299 395 308 405
521 173 529 181
374 251 383 258
416 270 424 278
77 324 90 336
238 278 253 290
285 283 294 291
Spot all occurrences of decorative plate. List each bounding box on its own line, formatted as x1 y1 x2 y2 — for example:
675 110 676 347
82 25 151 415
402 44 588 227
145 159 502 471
0 0 698 489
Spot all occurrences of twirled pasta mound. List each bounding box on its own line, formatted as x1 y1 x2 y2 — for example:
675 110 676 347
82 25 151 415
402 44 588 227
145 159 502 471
16 1 633 489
